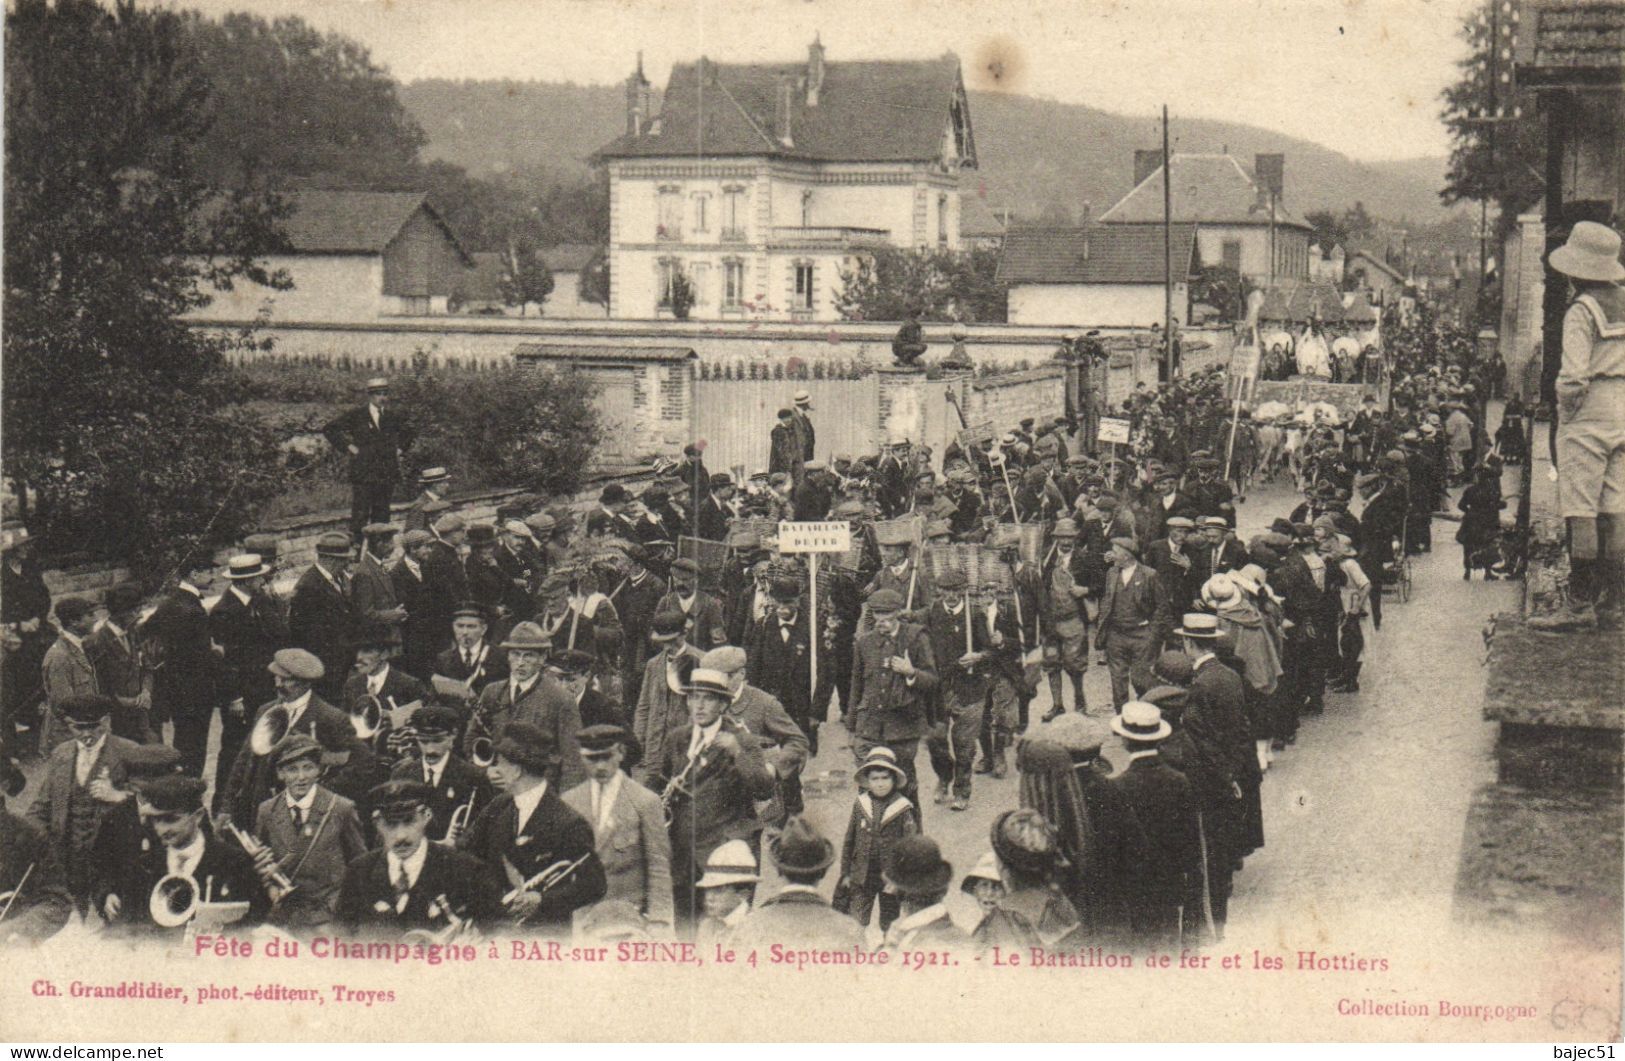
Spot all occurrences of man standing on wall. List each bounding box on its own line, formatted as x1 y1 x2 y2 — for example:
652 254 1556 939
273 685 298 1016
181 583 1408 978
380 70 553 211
323 377 415 541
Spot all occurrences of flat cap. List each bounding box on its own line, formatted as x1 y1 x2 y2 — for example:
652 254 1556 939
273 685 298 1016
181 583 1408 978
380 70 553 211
699 646 748 674
268 648 324 681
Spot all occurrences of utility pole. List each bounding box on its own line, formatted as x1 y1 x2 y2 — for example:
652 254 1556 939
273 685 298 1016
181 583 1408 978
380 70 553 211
1162 104 1174 384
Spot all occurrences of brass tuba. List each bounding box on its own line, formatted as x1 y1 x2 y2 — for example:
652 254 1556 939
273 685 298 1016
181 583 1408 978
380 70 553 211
249 703 293 756
468 735 495 769
665 651 697 697
148 873 200 928
349 694 384 741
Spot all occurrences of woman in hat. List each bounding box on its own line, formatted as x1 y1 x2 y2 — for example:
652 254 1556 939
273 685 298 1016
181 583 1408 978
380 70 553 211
973 808 1083 954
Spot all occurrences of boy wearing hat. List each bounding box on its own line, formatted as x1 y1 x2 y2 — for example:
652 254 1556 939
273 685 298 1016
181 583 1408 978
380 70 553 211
460 723 606 932
210 554 290 802
338 779 504 938
923 568 998 811
693 840 759 950
838 748 917 931
391 703 493 843
322 377 414 540
849 588 938 810
562 724 672 933
474 622 586 790
40 597 100 753
289 532 360 702
631 608 703 787
1107 702 1201 949
880 836 967 953
403 467 452 534
252 733 367 933
657 557 728 651
102 774 267 934
731 816 862 949
26 695 179 909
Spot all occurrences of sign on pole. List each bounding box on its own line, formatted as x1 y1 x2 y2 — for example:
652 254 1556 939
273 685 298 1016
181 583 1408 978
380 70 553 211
956 420 996 451
1097 418 1132 445
776 521 852 705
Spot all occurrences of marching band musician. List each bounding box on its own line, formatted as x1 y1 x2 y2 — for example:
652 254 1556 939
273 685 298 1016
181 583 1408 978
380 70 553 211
103 775 267 935
26 695 179 912
471 622 585 791
459 723 606 934
561 724 673 933
656 667 775 930
220 649 367 828
342 624 427 765
390 704 491 843
432 603 507 692
210 553 290 810
251 733 366 934
705 645 810 825
337 779 504 939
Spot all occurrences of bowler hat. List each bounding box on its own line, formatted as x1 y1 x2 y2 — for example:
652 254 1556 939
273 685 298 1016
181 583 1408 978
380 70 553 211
104 583 145 615
671 557 700 577
499 621 551 652
649 609 687 641
601 484 629 504
466 524 497 545
268 648 325 681
769 577 802 604
1111 701 1172 742
351 623 402 650
492 722 557 775
883 836 954 898
709 472 735 489
769 816 835 876
271 732 323 768
990 808 1059 877
54 597 97 625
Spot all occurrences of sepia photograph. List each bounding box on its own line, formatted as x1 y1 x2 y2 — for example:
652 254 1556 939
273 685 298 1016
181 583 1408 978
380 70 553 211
0 0 1621 1044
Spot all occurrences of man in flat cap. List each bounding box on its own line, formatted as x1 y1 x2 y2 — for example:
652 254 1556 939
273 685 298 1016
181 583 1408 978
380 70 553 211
849 588 938 812
27 695 179 911
289 532 360 702
392 529 442 678
424 514 472 639
251 733 367 934
460 723 606 933
102 774 267 935
563 724 672 934
338 779 504 939
1095 537 1174 711
322 376 415 541
707 644 810 823
658 557 728 651
220 648 365 828
474 622 585 790
209 553 289 808
390 703 492 844
1145 515 1200 613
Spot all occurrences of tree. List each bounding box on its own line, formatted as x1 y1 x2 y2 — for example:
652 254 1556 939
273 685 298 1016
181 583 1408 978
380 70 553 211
498 240 554 316
1440 2 1544 235
1304 209 1349 249
836 246 1007 323
4 0 289 577
578 253 610 311
1341 201 1376 241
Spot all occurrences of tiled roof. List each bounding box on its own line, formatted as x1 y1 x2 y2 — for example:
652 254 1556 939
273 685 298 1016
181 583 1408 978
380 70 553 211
1257 280 1346 322
1515 0 1625 87
960 194 1009 238
1097 154 1310 230
1347 250 1406 284
276 190 469 259
597 54 974 165
996 224 1199 285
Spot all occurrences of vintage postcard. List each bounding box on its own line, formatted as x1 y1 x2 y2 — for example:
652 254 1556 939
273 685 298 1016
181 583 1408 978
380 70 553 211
2 0 1621 1043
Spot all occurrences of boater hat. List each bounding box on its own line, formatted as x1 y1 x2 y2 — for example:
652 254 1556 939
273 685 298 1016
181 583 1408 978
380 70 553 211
1111 700 1172 742
223 554 271 580
697 840 760 888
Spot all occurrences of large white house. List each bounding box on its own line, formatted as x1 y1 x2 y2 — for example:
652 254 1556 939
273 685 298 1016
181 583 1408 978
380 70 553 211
594 41 978 321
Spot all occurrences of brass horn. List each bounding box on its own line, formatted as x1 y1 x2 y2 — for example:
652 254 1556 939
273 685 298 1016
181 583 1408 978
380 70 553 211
350 694 384 741
469 735 495 769
249 703 292 756
148 873 199 928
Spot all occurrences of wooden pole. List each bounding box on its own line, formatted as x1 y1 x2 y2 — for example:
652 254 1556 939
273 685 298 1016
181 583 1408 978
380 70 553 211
1163 104 1174 384
807 552 819 705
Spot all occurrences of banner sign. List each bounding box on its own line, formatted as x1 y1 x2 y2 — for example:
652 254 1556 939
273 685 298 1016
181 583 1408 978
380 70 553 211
778 521 853 554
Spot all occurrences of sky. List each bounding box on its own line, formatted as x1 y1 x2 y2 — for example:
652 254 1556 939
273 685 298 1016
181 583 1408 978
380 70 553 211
158 0 1482 162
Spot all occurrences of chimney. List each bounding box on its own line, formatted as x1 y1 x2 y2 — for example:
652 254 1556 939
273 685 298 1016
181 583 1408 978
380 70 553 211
1133 149 1163 188
1255 153 1284 197
806 34 826 106
625 52 651 137
776 76 795 147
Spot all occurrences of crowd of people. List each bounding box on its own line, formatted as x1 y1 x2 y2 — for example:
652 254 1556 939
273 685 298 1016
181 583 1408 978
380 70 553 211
0 311 1516 957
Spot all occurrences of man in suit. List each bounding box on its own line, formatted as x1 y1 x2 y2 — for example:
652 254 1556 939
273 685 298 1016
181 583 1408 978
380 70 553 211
923 569 997 812
1108 702 1201 950
546 649 628 732
460 723 605 934
631 609 701 788
210 554 289 809
535 574 623 681
1268 526 1344 734
706 645 809 826
768 408 803 483
790 389 817 463
1183 457 1237 527
39 597 101 754
863 529 934 621
84 584 154 744
0 798 73 943
102 775 267 937
338 779 505 939
391 705 491 844
1144 516 1201 614
657 558 728 651
252 733 367 934
402 467 451 534
613 547 665 707
729 816 862 949
144 558 223 767
849 589 938 810
1148 468 1199 545
1196 516 1249 586
322 376 414 541
393 529 443 678
350 523 408 643
654 666 776 928
2 525 53 755
463 524 512 639
423 514 471 653
26 695 179 909
288 533 359 702
745 578 816 755
585 485 639 540
343 625 428 768
1095 537 1174 711
792 461 834 522
695 474 736 543
472 622 585 790
221 649 365 829
431 603 507 701
562 724 672 933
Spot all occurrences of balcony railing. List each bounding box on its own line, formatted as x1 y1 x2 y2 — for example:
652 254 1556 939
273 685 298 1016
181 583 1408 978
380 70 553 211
768 225 891 249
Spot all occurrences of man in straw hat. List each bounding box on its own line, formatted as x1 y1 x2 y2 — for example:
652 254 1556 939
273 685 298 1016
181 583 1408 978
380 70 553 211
322 376 414 541
1534 220 1625 630
731 816 862 948
209 553 289 804
1108 701 1201 949
403 467 451 534
693 839 759 950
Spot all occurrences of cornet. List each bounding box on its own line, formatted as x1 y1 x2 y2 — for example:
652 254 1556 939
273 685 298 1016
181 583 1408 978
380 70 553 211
500 852 592 905
220 819 296 897
249 702 293 756
443 789 477 845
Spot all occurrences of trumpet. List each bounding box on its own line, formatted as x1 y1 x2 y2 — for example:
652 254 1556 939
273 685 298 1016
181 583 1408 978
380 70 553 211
443 789 477 845
220 819 296 897
249 702 293 756
500 852 592 905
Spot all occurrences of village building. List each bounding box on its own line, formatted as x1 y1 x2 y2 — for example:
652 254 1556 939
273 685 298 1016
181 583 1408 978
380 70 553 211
996 223 1198 328
458 243 607 318
1345 249 1408 304
593 41 978 321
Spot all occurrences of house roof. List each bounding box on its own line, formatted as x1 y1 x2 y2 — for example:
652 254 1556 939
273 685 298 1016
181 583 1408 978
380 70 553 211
1347 249 1406 285
1257 280 1346 322
1097 154 1310 230
960 194 1009 239
277 190 473 263
596 53 974 165
996 224 1199 285
1514 0 1625 88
